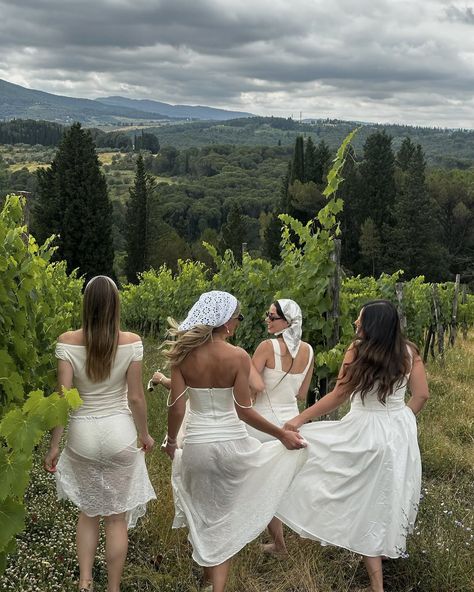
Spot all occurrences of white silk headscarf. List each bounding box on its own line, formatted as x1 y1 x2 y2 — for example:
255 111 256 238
274 298 303 358
179 291 238 331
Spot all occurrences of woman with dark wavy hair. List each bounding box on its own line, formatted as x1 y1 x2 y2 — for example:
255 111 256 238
277 300 429 592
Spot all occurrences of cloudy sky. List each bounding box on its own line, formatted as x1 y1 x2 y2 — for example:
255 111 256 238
1 0 473 128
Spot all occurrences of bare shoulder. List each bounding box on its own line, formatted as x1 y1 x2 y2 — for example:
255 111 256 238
57 329 83 345
234 346 251 365
253 339 272 355
118 331 142 345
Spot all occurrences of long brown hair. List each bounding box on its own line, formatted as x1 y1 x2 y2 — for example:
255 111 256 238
83 276 120 382
341 300 414 404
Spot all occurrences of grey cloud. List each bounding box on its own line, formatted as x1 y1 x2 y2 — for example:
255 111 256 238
445 4 474 24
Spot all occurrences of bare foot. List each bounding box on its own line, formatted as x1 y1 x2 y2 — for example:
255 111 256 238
261 543 288 558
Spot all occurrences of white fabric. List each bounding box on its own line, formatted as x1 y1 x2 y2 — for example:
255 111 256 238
276 376 421 558
171 386 307 566
54 342 156 528
179 291 237 331
247 340 314 443
275 299 303 358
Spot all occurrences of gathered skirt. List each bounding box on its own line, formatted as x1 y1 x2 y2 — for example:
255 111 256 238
55 412 156 528
171 436 307 566
276 406 421 558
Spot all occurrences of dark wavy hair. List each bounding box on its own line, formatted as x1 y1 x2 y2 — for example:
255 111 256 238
340 300 415 404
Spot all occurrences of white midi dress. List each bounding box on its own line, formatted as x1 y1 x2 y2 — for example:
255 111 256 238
55 342 156 528
171 387 307 566
247 339 313 443
276 375 421 558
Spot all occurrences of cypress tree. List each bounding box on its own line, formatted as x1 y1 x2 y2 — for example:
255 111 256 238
221 203 246 263
290 136 305 183
304 137 316 183
312 140 331 185
125 154 151 283
33 122 114 280
396 137 416 171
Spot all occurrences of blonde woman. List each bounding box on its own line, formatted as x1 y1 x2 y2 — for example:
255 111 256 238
248 298 314 556
44 276 156 592
161 291 307 592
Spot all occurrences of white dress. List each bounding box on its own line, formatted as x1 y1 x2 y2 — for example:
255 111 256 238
55 342 156 528
171 387 307 566
247 339 313 443
276 372 421 558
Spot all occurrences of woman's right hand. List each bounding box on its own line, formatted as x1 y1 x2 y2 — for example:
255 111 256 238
279 430 307 450
44 446 59 473
139 433 155 452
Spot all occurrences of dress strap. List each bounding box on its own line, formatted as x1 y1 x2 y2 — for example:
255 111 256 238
303 344 314 376
271 339 283 371
166 387 188 407
233 390 253 409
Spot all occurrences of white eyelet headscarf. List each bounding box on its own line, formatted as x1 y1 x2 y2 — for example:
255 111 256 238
274 298 303 358
179 291 238 331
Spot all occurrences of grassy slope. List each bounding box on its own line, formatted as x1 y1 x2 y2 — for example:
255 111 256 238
1 336 472 591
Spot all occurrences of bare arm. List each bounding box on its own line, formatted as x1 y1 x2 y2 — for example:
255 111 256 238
234 350 306 450
250 341 270 394
406 353 429 415
297 344 314 402
284 347 355 430
127 360 154 452
163 365 187 459
44 359 73 472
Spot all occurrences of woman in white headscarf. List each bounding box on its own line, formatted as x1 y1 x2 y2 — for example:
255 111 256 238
247 298 314 556
161 291 307 592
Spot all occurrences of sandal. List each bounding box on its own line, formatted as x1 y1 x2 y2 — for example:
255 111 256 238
78 580 93 592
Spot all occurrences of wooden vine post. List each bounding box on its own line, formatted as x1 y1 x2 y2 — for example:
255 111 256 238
431 284 445 364
461 284 468 340
327 238 341 419
449 274 461 347
395 282 407 334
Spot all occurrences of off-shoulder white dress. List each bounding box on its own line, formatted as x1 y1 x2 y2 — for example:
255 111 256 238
55 342 156 528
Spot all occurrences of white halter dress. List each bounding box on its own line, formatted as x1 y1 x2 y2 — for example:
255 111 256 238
247 339 313 443
171 386 307 566
276 367 421 558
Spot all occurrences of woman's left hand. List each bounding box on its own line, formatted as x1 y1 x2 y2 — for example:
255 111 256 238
283 417 303 432
161 441 177 460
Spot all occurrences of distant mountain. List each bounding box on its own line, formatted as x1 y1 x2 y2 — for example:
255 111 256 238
96 96 253 121
0 79 170 124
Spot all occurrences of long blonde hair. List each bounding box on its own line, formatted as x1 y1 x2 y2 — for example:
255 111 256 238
163 303 241 367
83 276 120 382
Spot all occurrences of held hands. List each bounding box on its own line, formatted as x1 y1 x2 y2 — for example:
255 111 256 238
152 371 166 385
161 435 177 460
139 433 155 452
44 446 59 473
279 429 307 450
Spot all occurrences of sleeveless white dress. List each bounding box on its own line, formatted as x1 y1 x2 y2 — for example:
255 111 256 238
276 371 421 558
171 387 307 566
247 339 314 443
54 342 156 528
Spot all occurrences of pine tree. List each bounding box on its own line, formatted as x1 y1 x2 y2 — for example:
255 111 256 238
359 131 396 228
359 217 382 276
387 144 445 279
34 123 114 280
125 154 152 283
396 137 416 171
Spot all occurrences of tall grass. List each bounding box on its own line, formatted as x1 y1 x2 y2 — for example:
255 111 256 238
1 336 472 591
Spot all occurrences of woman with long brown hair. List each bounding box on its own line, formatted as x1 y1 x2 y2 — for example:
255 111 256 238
161 290 306 592
277 300 429 592
44 276 156 592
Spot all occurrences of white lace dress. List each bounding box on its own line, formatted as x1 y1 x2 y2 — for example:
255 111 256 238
276 375 421 558
54 342 156 528
171 387 307 566
247 339 313 442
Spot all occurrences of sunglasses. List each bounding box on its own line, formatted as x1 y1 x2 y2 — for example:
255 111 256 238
265 311 284 321
236 313 244 322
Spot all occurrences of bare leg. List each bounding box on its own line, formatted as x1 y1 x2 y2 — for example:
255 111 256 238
104 513 128 592
262 517 287 555
208 559 231 592
363 556 384 592
76 512 100 589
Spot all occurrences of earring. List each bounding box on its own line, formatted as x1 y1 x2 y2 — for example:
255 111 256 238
225 326 230 334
